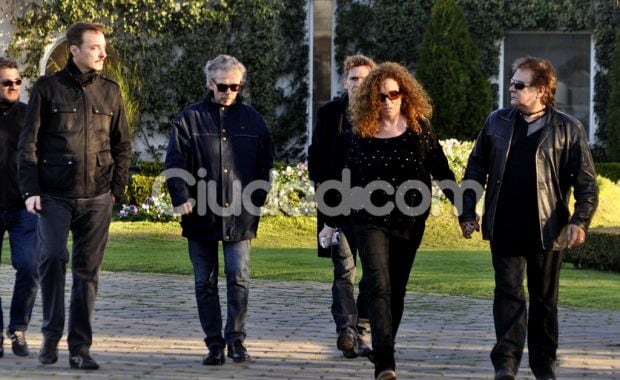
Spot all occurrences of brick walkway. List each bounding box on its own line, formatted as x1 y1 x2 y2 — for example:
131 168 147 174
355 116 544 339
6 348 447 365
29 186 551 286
0 265 618 379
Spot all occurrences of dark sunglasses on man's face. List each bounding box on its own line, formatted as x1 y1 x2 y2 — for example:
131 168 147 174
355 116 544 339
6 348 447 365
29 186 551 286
379 90 401 102
1 79 22 87
213 83 242 92
510 80 530 91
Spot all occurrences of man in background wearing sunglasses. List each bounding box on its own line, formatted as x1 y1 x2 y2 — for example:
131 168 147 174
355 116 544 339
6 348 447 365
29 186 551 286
165 54 273 366
18 22 132 370
459 56 598 380
0 57 39 359
308 54 376 359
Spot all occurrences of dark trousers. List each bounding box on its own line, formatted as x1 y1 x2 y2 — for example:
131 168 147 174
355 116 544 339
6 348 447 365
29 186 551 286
0 208 39 333
355 223 424 374
490 242 562 374
331 220 369 334
188 239 250 347
36 193 113 354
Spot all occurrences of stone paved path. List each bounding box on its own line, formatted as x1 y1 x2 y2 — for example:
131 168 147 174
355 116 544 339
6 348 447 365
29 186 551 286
0 265 618 379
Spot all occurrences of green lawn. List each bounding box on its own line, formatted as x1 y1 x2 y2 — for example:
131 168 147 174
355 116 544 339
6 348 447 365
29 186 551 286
3 216 619 310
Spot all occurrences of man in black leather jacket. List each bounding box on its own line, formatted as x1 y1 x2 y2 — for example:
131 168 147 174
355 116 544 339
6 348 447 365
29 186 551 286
0 57 39 358
308 55 375 359
18 22 131 370
165 54 272 366
459 57 598 380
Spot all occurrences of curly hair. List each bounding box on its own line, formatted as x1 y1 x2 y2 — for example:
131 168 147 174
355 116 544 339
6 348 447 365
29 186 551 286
512 56 557 107
351 62 432 138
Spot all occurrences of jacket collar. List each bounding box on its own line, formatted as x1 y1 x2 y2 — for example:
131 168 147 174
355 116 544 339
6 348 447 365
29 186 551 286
62 58 98 87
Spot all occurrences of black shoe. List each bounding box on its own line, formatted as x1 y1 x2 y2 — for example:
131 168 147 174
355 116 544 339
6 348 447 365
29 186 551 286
69 351 100 370
337 330 358 359
227 340 250 363
38 339 59 365
203 343 225 365
0 336 4 358
495 368 517 380
9 330 29 357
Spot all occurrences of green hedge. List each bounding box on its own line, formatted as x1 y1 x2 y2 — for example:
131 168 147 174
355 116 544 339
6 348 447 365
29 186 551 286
596 162 620 183
125 174 168 206
139 161 165 177
563 228 620 272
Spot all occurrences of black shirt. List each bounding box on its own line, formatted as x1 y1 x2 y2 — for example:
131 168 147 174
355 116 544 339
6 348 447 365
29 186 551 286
493 113 545 249
347 126 455 239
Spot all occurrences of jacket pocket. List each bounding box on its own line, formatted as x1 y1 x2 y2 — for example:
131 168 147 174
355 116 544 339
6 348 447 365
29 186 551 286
92 105 113 137
39 154 77 191
95 151 113 188
50 103 79 132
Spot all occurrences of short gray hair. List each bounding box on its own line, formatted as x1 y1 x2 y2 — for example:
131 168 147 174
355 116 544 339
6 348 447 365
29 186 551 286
204 54 247 84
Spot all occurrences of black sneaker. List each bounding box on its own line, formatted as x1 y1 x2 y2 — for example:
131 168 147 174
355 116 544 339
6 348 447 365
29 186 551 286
202 343 225 365
337 330 358 359
9 330 29 357
69 351 100 370
227 340 250 363
38 339 59 365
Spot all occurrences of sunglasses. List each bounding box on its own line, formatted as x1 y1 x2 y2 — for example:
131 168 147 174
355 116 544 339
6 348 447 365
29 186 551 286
1 79 22 87
213 82 242 92
510 80 530 91
379 90 401 102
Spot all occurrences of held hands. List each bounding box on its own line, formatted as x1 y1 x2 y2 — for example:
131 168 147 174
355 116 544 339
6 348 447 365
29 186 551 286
318 224 336 249
459 215 480 239
567 224 586 249
25 196 41 214
173 201 193 215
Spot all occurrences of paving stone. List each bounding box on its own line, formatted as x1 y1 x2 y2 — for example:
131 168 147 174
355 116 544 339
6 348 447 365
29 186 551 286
0 265 618 379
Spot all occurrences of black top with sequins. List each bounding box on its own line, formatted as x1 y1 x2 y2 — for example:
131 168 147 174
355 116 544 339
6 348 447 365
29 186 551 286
346 125 455 238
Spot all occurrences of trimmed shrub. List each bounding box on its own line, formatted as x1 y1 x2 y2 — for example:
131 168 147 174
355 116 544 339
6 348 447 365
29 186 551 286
564 228 620 272
139 161 166 177
596 162 620 183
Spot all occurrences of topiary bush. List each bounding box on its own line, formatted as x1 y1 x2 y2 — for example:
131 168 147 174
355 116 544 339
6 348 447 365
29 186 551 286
563 228 620 272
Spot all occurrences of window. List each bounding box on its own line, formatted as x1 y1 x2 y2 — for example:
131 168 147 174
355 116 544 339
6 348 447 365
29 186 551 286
503 32 592 137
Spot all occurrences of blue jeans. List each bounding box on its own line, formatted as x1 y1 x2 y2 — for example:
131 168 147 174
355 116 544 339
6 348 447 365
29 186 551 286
188 239 251 347
0 208 39 333
331 220 368 334
36 193 113 354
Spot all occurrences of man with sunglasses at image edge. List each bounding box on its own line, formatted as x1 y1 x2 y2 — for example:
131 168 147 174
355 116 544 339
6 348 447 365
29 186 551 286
459 56 598 380
0 57 39 359
18 22 132 370
308 55 376 359
165 54 273 366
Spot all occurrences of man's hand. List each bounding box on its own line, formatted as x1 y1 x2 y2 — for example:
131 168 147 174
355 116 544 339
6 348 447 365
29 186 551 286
25 196 41 214
567 224 586 249
459 215 480 239
318 224 336 248
173 201 193 215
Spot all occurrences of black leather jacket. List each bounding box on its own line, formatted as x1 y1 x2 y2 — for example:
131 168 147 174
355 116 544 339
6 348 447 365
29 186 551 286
165 93 273 241
0 101 27 211
460 107 598 250
18 62 132 201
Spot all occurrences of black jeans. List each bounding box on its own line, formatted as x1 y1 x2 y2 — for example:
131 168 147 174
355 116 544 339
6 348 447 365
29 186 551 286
331 220 369 334
355 222 424 374
36 193 113 354
490 242 562 374
0 208 39 334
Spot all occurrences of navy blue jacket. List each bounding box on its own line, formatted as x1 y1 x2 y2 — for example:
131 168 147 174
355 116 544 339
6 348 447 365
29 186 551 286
165 94 273 241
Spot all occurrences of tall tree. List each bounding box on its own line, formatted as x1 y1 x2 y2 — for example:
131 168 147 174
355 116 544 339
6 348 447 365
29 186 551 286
416 0 492 140
605 26 620 161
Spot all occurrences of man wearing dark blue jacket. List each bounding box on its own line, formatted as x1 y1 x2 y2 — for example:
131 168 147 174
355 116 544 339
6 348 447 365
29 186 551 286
165 54 273 366
0 57 38 359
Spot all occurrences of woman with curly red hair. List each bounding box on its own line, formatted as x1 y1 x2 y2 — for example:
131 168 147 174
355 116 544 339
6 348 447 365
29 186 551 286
348 62 456 380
